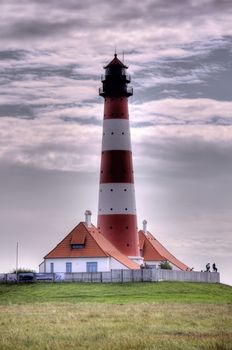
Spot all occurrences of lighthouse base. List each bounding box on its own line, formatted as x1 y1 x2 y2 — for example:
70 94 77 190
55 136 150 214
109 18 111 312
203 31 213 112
128 256 144 266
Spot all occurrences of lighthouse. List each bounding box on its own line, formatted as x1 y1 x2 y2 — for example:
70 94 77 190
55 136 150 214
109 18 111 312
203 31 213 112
40 54 190 274
98 54 141 263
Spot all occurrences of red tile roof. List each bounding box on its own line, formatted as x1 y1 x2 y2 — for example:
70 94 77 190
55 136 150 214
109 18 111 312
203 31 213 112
45 222 139 270
70 229 86 245
139 230 190 271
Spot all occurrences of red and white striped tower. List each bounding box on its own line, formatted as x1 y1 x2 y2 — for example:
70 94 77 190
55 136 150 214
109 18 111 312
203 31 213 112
98 54 142 263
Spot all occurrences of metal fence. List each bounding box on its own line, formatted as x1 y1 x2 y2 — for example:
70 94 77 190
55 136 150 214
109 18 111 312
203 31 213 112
0 269 220 284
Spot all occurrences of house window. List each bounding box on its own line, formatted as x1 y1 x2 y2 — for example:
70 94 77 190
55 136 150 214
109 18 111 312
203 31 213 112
149 265 157 269
71 244 84 249
50 262 54 273
66 262 72 273
86 262 98 273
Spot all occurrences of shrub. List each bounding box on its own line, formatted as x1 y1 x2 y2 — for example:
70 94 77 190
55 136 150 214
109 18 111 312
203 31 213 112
11 268 36 274
159 261 172 270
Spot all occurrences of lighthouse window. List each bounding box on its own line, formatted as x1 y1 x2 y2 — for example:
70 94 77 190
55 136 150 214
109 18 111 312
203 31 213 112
101 170 103 173
125 208 128 211
126 244 130 247
121 113 124 116
111 132 114 135
122 132 124 135
110 208 113 211
125 226 129 229
110 189 113 191
110 226 113 229
124 189 127 192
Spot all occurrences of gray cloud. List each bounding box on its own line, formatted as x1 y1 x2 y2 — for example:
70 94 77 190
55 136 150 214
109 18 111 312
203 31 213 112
61 116 101 125
134 37 232 102
1 19 84 40
0 0 231 45
0 62 93 84
134 134 232 183
0 49 27 60
0 104 34 118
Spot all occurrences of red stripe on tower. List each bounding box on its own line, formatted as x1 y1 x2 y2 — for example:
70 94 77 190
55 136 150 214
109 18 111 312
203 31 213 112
98 54 141 262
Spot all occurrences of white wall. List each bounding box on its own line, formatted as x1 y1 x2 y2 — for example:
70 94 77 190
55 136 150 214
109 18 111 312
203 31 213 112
44 257 112 273
41 258 182 272
39 261 45 273
43 257 132 272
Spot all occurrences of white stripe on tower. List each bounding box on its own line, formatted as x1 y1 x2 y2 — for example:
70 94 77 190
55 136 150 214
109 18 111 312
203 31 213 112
102 119 131 151
98 183 136 215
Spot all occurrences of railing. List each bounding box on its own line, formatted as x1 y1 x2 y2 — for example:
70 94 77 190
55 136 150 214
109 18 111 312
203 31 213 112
0 269 220 284
99 86 133 96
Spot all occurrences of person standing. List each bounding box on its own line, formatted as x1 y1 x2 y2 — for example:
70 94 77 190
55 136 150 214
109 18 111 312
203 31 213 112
206 263 210 272
212 263 218 272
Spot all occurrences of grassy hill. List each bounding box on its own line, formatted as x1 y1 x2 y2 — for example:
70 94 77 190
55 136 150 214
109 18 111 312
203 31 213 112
0 282 231 349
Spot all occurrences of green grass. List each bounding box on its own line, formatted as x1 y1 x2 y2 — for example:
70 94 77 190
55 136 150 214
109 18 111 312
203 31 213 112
0 282 231 349
0 281 231 305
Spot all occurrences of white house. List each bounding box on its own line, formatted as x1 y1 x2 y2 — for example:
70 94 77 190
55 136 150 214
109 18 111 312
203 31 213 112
39 212 189 273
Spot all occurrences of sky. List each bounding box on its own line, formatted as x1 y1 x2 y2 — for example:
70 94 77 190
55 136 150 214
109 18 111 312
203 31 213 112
0 0 231 285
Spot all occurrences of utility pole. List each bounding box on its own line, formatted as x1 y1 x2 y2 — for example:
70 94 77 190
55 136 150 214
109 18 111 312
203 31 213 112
16 242 19 275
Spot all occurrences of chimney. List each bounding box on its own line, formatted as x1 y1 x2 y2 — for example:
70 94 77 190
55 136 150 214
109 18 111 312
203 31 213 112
85 210 92 227
143 220 147 234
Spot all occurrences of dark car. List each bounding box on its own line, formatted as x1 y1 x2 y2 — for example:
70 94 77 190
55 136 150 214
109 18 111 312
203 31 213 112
18 273 35 282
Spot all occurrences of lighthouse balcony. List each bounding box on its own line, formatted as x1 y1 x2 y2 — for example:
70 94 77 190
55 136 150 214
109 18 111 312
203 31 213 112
99 86 133 97
101 74 131 83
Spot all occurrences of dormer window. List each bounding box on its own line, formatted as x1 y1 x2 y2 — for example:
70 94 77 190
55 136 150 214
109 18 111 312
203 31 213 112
70 232 86 249
71 243 85 249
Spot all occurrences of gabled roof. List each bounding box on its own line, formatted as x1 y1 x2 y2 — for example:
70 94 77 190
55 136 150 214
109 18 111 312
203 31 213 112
45 222 106 259
45 222 139 270
139 230 190 271
104 54 128 69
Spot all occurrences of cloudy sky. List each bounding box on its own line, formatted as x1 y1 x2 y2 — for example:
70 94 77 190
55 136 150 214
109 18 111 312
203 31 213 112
0 0 231 285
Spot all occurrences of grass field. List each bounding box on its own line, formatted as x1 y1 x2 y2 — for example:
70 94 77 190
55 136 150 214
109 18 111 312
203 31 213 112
0 282 231 350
